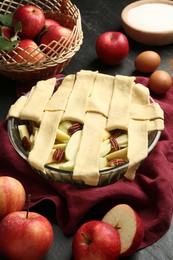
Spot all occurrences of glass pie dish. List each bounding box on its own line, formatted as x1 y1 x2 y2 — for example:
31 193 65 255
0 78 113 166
7 74 163 187
7 116 161 187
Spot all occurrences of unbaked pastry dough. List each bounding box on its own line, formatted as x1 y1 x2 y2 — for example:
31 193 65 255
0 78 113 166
20 78 56 122
107 75 136 130
7 95 28 118
86 73 114 117
28 110 63 171
45 74 75 111
62 70 98 123
8 70 164 185
73 112 107 185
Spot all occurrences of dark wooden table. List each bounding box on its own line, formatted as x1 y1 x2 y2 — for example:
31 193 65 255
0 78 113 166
0 0 173 259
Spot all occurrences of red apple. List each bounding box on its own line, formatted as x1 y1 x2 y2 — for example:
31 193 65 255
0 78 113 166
12 5 45 39
0 176 26 221
95 31 129 65
40 24 72 54
9 39 46 63
45 18 60 29
1 26 15 40
102 204 144 256
72 220 121 260
0 211 54 260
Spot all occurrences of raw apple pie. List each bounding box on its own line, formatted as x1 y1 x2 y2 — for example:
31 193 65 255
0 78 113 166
7 70 164 186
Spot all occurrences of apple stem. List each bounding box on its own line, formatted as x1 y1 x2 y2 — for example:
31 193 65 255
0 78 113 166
26 194 31 219
81 232 91 245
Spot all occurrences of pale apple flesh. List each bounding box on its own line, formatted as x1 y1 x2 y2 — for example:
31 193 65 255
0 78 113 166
18 119 128 171
72 220 121 260
102 204 144 256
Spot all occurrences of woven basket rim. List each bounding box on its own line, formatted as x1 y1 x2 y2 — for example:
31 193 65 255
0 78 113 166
0 0 83 73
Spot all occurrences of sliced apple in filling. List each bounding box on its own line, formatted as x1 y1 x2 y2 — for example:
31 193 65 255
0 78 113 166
58 120 73 134
18 124 30 140
102 129 111 141
99 157 108 169
116 134 128 148
99 139 111 157
105 147 128 161
56 128 70 143
65 130 82 161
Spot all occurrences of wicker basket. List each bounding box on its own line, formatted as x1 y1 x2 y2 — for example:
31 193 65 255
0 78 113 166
0 0 83 82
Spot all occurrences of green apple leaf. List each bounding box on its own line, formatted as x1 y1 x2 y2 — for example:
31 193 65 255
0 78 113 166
0 13 13 27
14 21 22 34
11 22 22 42
0 36 18 51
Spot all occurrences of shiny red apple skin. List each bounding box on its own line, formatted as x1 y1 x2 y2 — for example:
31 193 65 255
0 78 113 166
45 19 60 29
40 24 72 54
72 220 121 260
10 39 46 63
95 31 129 65
0 211 54 260
0 176 26 221
1 26 14 40
12 5 45 39
102 204 144 257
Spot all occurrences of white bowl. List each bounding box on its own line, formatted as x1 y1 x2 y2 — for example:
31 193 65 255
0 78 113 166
121 0 173 45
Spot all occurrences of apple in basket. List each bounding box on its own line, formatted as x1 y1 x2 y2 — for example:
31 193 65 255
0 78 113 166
1 26 15 40
45 18 61 29
40 24 72 55
102 204 144 256
0 176 26 220
95 31 129 65
72 220 121 260
9 39 46 63
12 5 45 39
0 210 53 260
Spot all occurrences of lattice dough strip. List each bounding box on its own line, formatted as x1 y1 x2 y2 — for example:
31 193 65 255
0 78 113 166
73 112 107 186
45 74 75 111
28 110 63 171
86 73 114 117
62 70 98 123
107 75 135 131
20 78 56 122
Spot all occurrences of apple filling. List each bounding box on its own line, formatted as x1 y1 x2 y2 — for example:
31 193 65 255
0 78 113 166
8 70 164 186
18 120 128 172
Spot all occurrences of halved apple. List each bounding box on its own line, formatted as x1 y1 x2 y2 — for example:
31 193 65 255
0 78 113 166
102 204 144 256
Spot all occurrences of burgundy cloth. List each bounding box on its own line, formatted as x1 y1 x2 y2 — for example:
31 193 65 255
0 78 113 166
0 76 173 251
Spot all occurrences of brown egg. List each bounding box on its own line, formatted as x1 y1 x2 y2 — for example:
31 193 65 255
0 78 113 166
134 51 161 73
149 70 172 94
